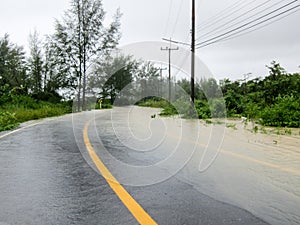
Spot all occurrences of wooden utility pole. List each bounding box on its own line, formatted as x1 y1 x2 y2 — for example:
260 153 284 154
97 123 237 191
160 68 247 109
159 66 167 96
161 39 179 102
191 0 196 103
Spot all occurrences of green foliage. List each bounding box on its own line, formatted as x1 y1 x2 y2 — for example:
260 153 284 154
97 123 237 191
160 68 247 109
91 54 139 104
200 78 222 99
137 98 169 108
243 101 261 119
209 98 226 118
0 111 19 131
260 95 300 127
0 34 27 90
53 0 122 110
138 98 178 116
221 61 299 128
27 30 43 94
160 104 178 116
194 100 211 119
176 78 202 100
138 61 299 129
12 104 70 123
0 92 71 131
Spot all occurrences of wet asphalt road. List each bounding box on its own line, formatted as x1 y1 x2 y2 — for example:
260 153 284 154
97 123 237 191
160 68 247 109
0 108 280 224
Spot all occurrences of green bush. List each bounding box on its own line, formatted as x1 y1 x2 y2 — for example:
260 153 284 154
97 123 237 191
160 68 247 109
137 98 169 108
10 95 39 109
0 111 19 131
159 104 178 116
243 101 262 119
0 93 72 130
260 95 300 127
194 100 211 119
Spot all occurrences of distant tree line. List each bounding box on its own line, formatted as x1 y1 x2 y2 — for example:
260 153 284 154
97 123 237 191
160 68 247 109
176 61 300 127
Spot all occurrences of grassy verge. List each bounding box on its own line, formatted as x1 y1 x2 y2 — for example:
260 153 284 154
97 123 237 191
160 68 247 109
0 96 72 132
0 111 19 131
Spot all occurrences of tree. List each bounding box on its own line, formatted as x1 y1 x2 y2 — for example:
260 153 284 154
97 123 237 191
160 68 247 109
0 34 27 93
52 0 121 111
135 61 160 98
200 77 222 99
177 78 202 100
90 54 138 104
43 35 74 96
27 30 43 94
264 61 287 104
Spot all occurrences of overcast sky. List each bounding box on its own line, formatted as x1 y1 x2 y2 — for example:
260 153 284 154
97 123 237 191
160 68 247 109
1 0 299 80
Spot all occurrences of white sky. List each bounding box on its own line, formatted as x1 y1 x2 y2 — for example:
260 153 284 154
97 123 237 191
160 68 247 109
1 0 299 80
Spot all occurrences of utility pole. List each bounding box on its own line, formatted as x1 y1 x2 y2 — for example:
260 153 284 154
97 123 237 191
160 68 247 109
191 0 196 103
161 39 179 102
162 0 196 103
159 66 167 96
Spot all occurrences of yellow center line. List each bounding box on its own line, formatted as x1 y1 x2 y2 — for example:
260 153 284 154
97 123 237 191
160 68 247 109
83 119 158 225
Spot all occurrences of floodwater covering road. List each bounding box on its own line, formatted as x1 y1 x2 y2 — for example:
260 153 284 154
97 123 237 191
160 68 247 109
0 106 299 224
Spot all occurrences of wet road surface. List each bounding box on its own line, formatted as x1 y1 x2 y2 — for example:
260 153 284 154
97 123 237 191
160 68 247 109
0 106 299 224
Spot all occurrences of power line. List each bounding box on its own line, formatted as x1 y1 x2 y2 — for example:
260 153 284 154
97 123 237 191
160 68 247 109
197 0 249 30
162 38 190 46
161 0 202 93
197 0 258 32
197 0 275 40
171 0 185 37
196 0 299 47
196 5 300 49
163 0 174 37
197 7 300 49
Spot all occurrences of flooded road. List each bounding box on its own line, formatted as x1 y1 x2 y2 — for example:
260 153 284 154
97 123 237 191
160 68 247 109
91 106 300 225
0 106 298 224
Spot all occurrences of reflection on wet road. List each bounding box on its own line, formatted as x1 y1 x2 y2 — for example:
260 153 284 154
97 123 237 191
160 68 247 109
0 107 299 224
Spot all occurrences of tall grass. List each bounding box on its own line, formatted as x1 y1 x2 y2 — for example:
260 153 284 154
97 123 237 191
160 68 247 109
0 95 72 131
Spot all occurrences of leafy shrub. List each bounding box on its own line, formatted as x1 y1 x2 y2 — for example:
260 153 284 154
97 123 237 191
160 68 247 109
159 104 178 116
194 100 211 119
137 98 171 109
10 95 39 109
243 102 262 119
260 95 300 127
0 111 19 131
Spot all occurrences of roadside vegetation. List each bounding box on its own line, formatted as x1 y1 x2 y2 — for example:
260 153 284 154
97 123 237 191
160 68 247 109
139 62 300 129
0 86 72 131
1 0 299 132
0 0 120 132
